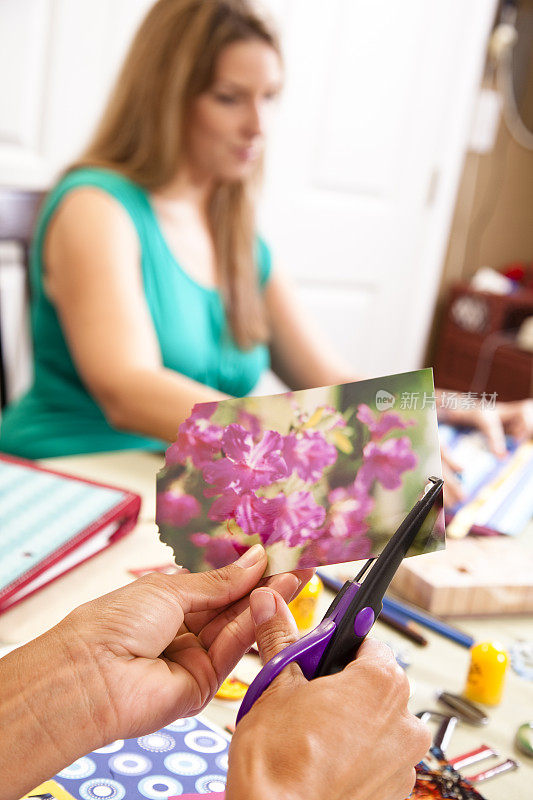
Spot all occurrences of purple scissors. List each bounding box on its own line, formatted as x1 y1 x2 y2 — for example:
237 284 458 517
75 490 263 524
236 476 444 723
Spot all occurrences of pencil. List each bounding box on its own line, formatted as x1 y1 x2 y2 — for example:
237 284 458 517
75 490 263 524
379 608 428 646
317 570 474 649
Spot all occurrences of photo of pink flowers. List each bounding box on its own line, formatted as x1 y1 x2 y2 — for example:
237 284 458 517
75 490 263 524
157 369 444 576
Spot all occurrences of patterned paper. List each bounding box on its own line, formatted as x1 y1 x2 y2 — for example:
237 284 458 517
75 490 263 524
157 369 444 576
45 716 230 799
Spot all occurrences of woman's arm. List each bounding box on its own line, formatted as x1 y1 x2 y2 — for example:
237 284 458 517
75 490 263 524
44 188 226 442
0 565 429 800
0 633 104 799
264 266 359 391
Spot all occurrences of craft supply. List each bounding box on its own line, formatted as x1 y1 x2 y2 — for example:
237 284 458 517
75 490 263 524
49 714 231 796
378 607 428 646
464 641 508 706
510 640 533 680
0 454 140 613
515 722 533 758
417 713 458 754
19 780 78 800
465 758 518 783
215 676 248 701
319 569 474 648
320 570 474 648
449 745 498 770
391 536 533 616
437 691 489 725
236 478 443 723
416 713 458 754
382 596 474 648
169 795 225 800
158 369 444 578
288 574 323 630
438 425 533 538
414 745 487 799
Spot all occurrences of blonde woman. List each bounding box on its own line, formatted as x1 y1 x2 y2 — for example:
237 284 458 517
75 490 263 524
0 0 530 474
0 0 353 459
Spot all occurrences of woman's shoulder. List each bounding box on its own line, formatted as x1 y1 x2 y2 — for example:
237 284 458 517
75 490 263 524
47 166 145 211
36 167 150 247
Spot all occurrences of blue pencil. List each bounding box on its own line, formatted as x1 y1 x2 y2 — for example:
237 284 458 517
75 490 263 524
382 596 474 648
317 570 474 649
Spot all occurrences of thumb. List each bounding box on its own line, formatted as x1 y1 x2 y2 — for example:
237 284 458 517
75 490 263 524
171 543 268 614
250 588 301 682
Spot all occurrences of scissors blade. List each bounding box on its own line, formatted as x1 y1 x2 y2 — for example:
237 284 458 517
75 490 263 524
314 477 443 676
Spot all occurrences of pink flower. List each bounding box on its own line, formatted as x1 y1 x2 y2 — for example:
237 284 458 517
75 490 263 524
166 416 223 469
357 436 417 491
157 491 201 526
208 490 285 537
190 401 218 421
283 431 337 483
262 491 326 548
297 534 372 568
209 487 325 548
202 425 288 494
356 404 414 441
190 532 248 569
325 482 374 538
237 409 262 442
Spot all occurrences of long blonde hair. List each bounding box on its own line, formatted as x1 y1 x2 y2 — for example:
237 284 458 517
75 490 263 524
73 0 280 348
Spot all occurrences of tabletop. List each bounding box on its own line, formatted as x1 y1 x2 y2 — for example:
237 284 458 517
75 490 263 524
0 449 531 799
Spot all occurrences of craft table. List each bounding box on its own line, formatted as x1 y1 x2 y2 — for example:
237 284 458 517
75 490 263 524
0 450 532 800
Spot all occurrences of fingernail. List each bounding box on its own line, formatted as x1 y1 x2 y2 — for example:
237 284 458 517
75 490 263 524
235 543 265 568
271 573 300 599
250 589 277 626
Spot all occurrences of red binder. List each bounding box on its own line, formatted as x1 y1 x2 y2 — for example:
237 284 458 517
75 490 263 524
0 453 141 613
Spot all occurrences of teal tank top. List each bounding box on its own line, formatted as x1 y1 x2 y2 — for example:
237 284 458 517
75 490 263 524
0 168 271 458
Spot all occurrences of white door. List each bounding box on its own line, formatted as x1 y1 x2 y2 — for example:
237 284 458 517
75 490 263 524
259 0 497 378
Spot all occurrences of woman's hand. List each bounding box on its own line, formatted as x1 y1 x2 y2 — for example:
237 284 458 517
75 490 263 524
438 398 533 458
226 588 431 800
0 544 314 800
438 398 533 509
55 544 310 741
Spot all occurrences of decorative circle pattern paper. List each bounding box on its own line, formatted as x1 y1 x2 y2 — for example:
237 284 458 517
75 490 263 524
108 752 152 775
184 730 227 753
164 752 208 775
137 775 183 798
165 717 198 733
78 778 126 800
57 757 97 779
137 732 176 753
94 741 125 754
52 716 230 796
195 774 227 793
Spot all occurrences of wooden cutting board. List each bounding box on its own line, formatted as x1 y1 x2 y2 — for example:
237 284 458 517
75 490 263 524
390 536 533 616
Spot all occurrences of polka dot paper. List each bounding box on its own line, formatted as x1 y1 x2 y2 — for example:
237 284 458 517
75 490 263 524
52 716 230 797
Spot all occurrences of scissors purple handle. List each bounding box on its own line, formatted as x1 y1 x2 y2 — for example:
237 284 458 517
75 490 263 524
236 477 444 724
236 582 363 721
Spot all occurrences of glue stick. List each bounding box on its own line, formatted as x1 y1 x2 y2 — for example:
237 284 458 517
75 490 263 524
464 641 508 706
289 574 323 630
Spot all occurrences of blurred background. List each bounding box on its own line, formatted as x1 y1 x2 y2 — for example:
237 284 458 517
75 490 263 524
0 0 532 404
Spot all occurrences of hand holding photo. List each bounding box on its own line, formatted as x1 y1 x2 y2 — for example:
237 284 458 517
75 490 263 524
157 369 444 576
